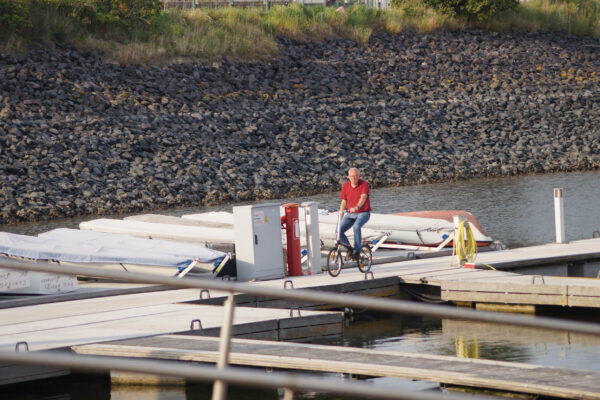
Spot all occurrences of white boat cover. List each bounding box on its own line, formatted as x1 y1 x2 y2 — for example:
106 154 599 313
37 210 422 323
126 214 233 229
185 210 455 232
0 229 225 269
182 211 234 225
80 218 235 244
316 210 454 232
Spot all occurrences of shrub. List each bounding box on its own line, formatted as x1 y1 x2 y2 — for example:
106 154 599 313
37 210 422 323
345 4 380 27
84 0 163 27
39 0 164 29
419 0 519 21
0 0 33 32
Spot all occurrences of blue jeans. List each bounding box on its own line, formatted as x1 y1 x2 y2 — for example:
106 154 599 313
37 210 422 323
338 212 371 253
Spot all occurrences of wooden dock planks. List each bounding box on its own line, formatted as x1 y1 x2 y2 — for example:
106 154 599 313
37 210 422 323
0 289 342 352
73 335 600 400
183 242 600 309
473 237 600 271
0 287 342 385
440 275 600 307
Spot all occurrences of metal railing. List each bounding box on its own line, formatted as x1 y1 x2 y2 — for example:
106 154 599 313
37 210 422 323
1 256 599 400
0 350 460 400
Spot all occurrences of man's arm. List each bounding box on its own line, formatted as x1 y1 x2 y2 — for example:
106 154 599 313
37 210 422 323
350 194 368 213
340 199 347 212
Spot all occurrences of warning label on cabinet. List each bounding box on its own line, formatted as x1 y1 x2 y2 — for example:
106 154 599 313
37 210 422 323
252 210 265 226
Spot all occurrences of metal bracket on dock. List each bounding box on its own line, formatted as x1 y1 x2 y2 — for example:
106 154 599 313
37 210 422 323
190 319 203 330
532 275 546 284
15 341 29 352
289 307 302 317
200 289 211 299
407 252 416 260
364 271 374 280
284 280 294 289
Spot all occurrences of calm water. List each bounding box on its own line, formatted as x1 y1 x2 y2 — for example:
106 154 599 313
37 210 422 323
4 170 600 249
3 170 600 399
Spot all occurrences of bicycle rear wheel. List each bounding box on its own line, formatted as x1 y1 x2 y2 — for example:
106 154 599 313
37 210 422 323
327 248 342 277
357 245 372 273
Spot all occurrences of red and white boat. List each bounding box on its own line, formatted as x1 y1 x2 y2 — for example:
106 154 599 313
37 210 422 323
389 210 494 247
317 210 494 249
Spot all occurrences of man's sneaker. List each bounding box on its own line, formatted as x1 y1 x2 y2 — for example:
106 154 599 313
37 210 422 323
352 251 360 260
337 241 353 252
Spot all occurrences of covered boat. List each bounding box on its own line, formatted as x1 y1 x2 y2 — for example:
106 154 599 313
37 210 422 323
80 218 236 251
0 229 226 294
317 210 493 248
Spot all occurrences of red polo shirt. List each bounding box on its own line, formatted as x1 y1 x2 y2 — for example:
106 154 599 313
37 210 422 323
340 179 371 212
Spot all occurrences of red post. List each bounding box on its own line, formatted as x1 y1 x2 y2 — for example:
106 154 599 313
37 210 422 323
282 203 302 276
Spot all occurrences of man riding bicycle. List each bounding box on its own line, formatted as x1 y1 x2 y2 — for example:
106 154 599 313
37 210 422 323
338 168 371 260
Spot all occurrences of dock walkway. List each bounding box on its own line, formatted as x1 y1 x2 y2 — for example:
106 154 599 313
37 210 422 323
74 334 600 400
0 288 341 385
189 237 600 309
0 289 342 352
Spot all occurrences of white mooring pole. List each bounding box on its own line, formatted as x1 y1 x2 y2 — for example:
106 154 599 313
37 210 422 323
554 188 566 244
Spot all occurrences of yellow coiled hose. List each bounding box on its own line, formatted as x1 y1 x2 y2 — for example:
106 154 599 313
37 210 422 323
452 220 477 267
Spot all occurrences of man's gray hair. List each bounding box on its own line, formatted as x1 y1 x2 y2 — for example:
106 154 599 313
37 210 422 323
348 167 360 175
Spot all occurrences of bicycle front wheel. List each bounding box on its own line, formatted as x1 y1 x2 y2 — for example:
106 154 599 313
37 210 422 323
357 245 372 273
327 248 342 277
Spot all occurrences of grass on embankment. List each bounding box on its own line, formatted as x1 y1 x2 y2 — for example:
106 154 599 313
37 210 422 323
488 0 600 36
1 0 600 65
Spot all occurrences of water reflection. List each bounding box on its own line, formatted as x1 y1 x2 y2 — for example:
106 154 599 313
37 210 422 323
339 313 600 372
112 384 187 400
443 319 600 370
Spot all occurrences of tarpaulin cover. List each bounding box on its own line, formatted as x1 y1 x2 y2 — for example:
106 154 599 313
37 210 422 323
0 229 225 268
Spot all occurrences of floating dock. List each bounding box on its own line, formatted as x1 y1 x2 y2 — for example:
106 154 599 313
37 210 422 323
182 238 600 311
0 287 342 385
72 335 600 400
2 236 600 397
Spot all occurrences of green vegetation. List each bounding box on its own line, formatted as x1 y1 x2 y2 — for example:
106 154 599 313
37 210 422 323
1 0 600 64
487 0 600 36
420 0 518 21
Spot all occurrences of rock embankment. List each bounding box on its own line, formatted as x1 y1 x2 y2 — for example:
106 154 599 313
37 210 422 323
1 30 599 224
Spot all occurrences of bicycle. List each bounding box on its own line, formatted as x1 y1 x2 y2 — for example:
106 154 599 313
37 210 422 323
326 211 372 277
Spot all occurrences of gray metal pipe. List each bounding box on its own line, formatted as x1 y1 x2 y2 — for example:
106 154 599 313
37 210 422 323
0 350 461 400
2 257 600 335
212 293 236 400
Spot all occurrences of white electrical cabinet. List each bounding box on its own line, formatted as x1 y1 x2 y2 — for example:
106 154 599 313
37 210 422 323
233 203 284 281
